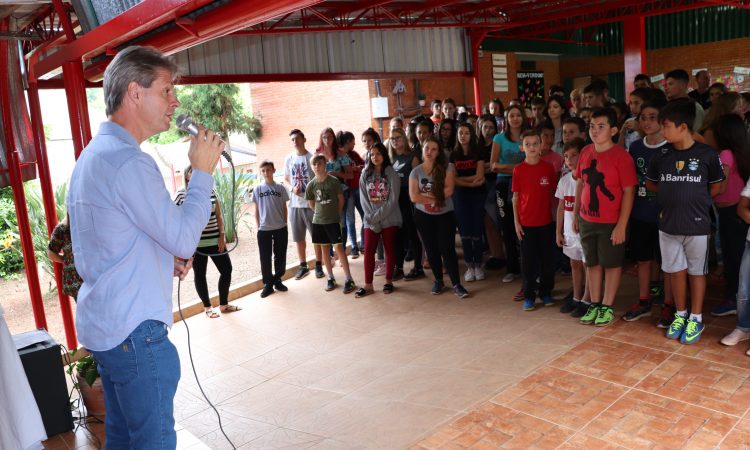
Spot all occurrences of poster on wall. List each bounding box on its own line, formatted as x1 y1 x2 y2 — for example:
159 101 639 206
517 72 545 107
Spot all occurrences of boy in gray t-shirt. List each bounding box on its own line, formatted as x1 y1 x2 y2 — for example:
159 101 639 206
253 160 290 298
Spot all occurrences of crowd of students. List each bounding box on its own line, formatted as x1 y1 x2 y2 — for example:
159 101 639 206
251 68 750 350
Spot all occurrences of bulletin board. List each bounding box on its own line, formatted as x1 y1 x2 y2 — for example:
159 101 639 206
517 72 545 107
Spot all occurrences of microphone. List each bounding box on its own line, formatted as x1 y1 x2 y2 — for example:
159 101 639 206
175 114 232 163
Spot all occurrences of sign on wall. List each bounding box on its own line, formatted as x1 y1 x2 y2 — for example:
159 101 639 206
517 72 545 106
492 53 508 93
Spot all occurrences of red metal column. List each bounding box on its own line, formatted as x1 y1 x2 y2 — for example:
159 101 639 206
469 30 488 115
623 15 646 99
62 61 92 158
0 34 47 330
28 80 77 348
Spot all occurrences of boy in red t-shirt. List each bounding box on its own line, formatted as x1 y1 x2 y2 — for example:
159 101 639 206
512 129 559 311
574 108 637 326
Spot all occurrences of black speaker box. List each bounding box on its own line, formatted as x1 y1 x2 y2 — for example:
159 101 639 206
16 332 73 437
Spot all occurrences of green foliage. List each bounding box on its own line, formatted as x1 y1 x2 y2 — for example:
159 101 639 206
212 170 254 243
66 349 99 387
148 83 262 145
55 182 68 220
0 187 24 279
24 183 54 282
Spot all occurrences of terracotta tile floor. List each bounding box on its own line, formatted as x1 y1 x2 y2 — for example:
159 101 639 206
43 258 750 449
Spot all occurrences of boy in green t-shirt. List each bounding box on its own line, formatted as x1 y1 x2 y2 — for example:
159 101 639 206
306 154 356 293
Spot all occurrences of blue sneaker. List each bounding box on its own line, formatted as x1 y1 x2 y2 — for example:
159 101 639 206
523 299 535 311
541 296 554 307
431 280 444 295
680 318 705 344
710 300 737 317
666 314 687 339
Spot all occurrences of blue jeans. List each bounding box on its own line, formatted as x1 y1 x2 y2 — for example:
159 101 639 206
91 320 180 449
344 189 364 249
737 240 750 332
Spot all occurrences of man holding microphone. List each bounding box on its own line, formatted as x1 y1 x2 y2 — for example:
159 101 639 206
67 46 224 449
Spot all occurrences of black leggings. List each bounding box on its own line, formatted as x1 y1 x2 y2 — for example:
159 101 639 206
395 187 422 270
718 205 749 301
193 245 233 307
413 209 460 286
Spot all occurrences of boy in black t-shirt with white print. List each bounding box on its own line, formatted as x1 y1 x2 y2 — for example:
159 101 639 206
645 99 724 345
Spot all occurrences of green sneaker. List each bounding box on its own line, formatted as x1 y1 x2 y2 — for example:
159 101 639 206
666 314 687 339
594 306 615 326
580 303 600 325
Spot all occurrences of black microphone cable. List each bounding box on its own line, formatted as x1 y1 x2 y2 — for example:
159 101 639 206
175 130 239 449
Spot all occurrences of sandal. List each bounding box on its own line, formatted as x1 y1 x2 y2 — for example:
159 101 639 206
354 288 370 298
205 308 220 319
220 304 241 313
383 283 394 294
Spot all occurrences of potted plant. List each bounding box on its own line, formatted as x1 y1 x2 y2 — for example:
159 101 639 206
66 349 106 418
417 93 427 107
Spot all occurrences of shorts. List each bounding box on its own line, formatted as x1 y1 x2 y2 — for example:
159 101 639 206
562 233 584 262
629 219 660 262
312 223 343 245
578 218 627 268
289 207 313 242
659 232 709 275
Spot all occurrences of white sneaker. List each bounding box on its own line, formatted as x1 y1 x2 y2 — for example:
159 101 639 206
721 329 750 346
374 261 386 276
474 266 486 281
502 272 519 283
464 267 476 282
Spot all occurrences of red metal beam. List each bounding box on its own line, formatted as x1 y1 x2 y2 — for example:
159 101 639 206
176 71 471 84
505 0 710 38
34 0 216 78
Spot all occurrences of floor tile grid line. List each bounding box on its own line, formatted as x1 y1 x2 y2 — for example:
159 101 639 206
537 332 674 450
717 401 750 448
401 331 590 448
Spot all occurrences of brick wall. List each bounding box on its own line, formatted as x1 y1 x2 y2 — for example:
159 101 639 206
250 80 372 171
560 37 750 93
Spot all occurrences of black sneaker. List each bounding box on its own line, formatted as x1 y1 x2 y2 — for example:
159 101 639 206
404 268 426 281
560 297 578 314
484 257 506 270
325 278 336 291
392 268 404 281
315 264 325 279
622 302 651 322
294 266 310 280
431 280 444 295
570 301 589 318
343 279 356 294
273 280 288 292
453 284 469 299
350 247 360 259
260 284 274 298
657 304 676 329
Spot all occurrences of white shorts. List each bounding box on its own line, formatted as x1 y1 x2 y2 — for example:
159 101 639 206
562 234 584 262
659 232 709 276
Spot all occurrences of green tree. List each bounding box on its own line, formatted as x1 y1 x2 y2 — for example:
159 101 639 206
149 84 261 145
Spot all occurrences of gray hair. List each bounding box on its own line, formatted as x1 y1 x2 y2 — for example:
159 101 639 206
103 46 179 116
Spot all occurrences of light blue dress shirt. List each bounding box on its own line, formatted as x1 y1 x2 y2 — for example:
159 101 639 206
68 121 213 351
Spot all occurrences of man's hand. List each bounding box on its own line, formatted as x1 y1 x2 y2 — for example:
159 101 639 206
611 224 626 246
188 127 224 174
515 222 524 241
173 257 193 280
